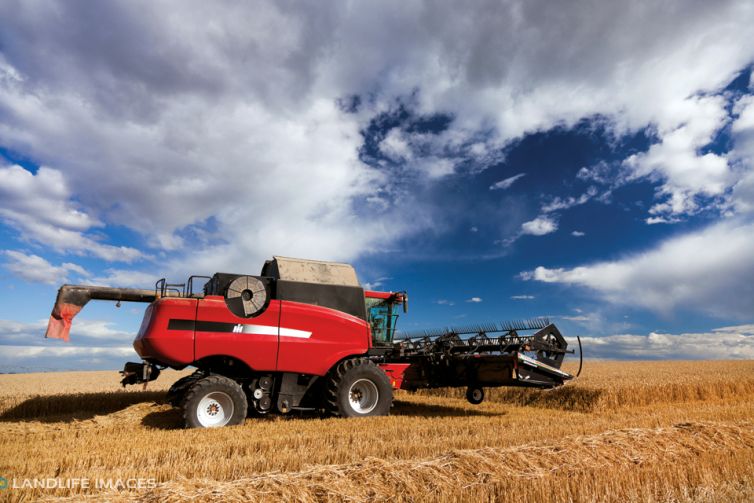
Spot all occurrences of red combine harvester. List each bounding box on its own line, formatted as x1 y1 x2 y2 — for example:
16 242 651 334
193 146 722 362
46 257 579 428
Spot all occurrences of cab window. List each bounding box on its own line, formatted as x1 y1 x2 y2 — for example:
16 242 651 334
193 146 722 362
366 297 397 346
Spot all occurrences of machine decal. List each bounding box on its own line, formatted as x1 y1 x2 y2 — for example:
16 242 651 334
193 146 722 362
167 319 311 339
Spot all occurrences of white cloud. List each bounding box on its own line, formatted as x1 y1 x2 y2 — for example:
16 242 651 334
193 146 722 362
623 96 733 219
414 158 456 179
575 324 754 360
729 95 754 214
379 128 413 162
363 276 391 290
561 315 593 322
0 344 136 372
0 164 142 262
91 269 158 288
511 294 534 300
0 317 136 347
466 297 482 303
541 186 597 213
435 299 455 306
645 216 681 225
490 173 525 190
0 0 751 272
521 219 754 318
521 216 558 236
577 162 613 185
3 250 88 284
571 230 585 237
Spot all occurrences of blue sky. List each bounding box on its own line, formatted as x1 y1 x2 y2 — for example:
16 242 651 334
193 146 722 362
1 1 753 371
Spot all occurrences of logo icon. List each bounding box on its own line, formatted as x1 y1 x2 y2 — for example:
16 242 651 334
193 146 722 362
0 477 8 490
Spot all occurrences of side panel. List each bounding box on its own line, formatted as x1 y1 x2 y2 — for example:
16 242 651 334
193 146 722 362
194 296 281 371
134 298 197 367
277 300 370 376
379 363 410 390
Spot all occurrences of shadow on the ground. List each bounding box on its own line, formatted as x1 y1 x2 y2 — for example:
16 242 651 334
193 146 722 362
391 399 499 417
142 397 500 430
142 407 183 429
0 391 166 423
1 390 500 428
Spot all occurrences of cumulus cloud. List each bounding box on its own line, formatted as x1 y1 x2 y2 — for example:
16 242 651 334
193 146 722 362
0 165 141 261
466 297 483 303
729 95 754 214
3 250 89 284
521 219 754 318
623 95 733 219
0 0 753 273
490 173 525 190
520 216 558 236
575 324 754 360
571 231 585 237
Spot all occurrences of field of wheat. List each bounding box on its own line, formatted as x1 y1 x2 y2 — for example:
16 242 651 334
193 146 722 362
0 360 753 502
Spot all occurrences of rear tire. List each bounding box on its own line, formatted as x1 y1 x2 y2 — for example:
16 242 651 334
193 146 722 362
325 358 392 417
182 375 248 428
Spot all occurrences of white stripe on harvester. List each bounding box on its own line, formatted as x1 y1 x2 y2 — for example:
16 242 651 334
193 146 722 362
279 327 313 339
235 324 312 339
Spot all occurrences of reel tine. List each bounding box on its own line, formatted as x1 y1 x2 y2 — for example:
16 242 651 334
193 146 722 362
410 316 555 341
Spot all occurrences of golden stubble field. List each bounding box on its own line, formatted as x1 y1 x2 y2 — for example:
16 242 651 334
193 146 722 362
0 360 753 502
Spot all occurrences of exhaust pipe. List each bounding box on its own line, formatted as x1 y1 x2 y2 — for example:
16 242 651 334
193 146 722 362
46 285 158 341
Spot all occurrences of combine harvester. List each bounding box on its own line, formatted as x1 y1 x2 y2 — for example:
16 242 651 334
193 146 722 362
45 257 580 428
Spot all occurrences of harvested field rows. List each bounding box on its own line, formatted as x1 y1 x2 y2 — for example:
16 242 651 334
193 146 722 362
1 360 753 502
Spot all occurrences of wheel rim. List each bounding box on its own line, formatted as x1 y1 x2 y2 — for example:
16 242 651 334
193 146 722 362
196 391 234 427
348 378 379 414
472 389 483 401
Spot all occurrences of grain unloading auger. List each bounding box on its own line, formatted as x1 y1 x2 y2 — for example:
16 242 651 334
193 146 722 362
44 256 580 428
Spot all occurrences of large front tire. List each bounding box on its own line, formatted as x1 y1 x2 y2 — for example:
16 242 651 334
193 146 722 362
182 375 248 428
325 358 392 417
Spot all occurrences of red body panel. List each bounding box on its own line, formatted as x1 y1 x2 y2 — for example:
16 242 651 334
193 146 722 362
134 296 371 376
134 298 196 367
379 363 411 389
277 301 370 376
195 296 281 371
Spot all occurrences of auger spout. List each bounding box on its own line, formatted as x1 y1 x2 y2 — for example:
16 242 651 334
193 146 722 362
45 285 159 341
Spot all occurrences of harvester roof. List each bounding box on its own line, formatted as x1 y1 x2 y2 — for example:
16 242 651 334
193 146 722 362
261 256 360 287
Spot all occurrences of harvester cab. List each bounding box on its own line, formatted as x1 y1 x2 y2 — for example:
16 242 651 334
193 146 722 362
44 256 579 428
365 290 407 347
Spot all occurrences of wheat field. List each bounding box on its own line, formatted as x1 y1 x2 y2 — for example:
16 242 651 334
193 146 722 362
0 360 753 502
